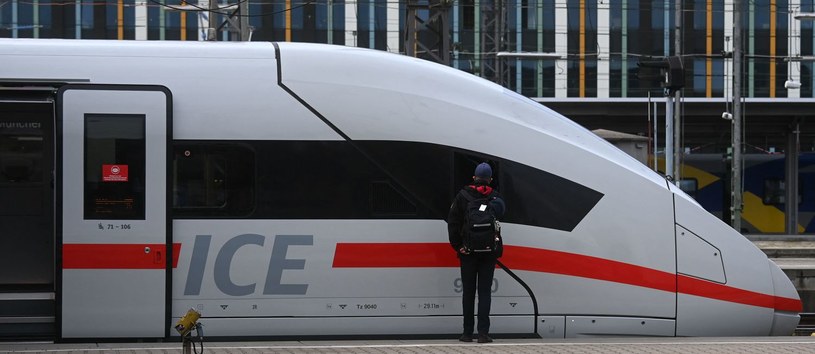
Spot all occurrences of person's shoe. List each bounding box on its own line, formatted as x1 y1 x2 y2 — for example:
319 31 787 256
477 334 493 343
458 334 473 342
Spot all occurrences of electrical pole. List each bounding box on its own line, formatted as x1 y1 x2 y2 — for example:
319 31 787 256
732 0 743 232
673 0 682 183
666 91 674 181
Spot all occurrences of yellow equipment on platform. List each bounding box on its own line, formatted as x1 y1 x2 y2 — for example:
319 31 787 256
174 308 201 336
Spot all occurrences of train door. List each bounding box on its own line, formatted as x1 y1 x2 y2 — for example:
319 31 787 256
58 85 171 338
0 95 55 338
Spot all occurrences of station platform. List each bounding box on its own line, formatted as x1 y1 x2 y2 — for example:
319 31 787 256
3 337 815 354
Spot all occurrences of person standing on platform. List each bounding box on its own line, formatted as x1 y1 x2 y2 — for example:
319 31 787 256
447 162 506 343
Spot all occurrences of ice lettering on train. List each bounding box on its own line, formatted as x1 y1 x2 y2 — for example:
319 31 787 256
183 234 314 296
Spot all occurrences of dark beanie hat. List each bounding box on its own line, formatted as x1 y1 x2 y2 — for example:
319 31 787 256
474 162 492 178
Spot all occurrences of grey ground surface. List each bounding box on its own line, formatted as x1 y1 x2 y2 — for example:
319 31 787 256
4 337 815 354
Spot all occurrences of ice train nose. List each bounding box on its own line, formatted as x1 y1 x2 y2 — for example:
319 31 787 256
768 259 802 335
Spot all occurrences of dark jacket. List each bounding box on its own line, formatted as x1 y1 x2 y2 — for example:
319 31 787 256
447 180 506 252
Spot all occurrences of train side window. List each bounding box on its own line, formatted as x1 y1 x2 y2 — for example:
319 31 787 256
764 179 784 205
84 114 145 220
763 178 802 205
500 159 603 232
174 151 226 208
173 144 255 217
354 141 452 219
371 180 417 216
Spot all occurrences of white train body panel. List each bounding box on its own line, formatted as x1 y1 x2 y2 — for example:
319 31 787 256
0 39 801 339
2 40 340 141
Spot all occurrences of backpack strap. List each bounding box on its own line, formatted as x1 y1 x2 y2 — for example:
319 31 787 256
459 189 476 202
457 190 479 237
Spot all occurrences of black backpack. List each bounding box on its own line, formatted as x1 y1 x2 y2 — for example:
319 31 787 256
460 190 502 255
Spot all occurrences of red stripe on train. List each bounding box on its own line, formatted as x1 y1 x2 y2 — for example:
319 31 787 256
677 274 802 312
332 242 802 312
63 243 181 269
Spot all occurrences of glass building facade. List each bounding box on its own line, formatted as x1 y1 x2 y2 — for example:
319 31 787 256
1 0 813 98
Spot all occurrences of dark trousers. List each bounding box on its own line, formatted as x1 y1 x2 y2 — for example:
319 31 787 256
459 252 497 335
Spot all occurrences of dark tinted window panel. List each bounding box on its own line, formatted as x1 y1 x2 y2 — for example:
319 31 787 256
501 159 603 232
447 147 602 232
0 102 54 289
356 141 452 219
354 141 602 231
0 116 46 217
0 122 44 184
762 177 802 205
173 140 603 232
175 150 226 208
253 141 413 219
173 143 255 218
371 181 416 216
764 178 784 205
173 140 446 220
84 114 145 220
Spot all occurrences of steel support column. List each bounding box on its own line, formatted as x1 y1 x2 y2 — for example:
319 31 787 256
786 122 801 234
480 0 506 83
405 0 452 65
732 0 743 232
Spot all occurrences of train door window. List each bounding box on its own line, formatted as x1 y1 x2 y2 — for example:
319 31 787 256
84 114 145 220
678 178 698 199
173 143 255 217
763 178 802 205
0 130 43 184
0 101 54 289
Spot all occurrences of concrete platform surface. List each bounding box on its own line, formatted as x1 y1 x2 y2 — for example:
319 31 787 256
3 337 815 354
772 257 815 270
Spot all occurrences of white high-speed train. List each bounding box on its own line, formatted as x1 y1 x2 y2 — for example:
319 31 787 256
0 39 801 340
